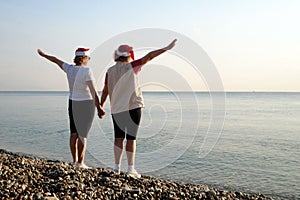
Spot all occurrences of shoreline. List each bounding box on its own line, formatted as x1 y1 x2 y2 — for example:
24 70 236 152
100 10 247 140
0 149 273 200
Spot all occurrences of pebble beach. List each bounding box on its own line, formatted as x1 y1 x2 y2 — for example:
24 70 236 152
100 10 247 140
0 149 274 200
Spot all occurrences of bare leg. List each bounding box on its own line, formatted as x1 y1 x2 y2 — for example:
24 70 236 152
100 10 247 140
70 133 78 163
77 136 87 164
126 140 136 166
114 138 124 165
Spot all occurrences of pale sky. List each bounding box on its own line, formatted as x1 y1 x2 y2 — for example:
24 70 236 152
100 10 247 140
0 0 299 91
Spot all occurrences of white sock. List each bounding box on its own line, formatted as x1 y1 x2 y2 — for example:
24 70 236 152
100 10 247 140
114 163 120 170
128 165 134 172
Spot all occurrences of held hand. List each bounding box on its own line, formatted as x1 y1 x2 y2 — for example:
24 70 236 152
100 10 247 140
37 49 46 57
97 107 106 119
164 39 177 50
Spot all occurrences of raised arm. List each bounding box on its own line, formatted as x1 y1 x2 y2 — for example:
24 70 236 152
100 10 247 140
86 80 106 119
140 39 177 65
37 49 64 70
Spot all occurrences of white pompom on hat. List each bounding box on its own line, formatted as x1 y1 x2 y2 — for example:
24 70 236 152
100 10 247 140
115 44 134 60
75 47 90 57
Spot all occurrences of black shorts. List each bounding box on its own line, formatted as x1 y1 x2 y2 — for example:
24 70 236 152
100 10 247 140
68 99 95 138
112 108 141 140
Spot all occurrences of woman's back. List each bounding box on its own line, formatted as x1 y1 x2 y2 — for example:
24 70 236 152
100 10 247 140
107 62 144 114
62 63 94 101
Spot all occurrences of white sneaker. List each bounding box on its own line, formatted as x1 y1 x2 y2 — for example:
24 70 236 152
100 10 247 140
113 168 120 174
75 162 91 169
127 169 141 179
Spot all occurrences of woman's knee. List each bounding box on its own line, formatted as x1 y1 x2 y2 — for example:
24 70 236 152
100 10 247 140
114 138 124 148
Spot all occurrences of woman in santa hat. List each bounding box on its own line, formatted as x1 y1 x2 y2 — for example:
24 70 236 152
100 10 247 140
99 39 177 178
37 47 105 169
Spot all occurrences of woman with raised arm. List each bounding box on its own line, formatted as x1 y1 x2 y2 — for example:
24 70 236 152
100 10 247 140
37 48 105 168
99 39 177 178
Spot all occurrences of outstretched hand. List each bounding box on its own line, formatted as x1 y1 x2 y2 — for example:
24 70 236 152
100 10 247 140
37 48 64 69
164 39 177 50
37 49 46 57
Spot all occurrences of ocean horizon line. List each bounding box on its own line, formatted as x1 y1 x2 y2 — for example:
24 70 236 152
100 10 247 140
0 90 299 93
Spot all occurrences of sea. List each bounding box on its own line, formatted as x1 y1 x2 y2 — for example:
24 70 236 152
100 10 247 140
0 91 299 199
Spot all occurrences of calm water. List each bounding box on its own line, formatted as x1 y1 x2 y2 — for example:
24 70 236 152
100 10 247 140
0 91 299 199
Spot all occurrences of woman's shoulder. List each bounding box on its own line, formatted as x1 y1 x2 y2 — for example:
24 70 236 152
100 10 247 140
107 64 117 72
62 63 75 72
84 66 93 71
79 66 95 76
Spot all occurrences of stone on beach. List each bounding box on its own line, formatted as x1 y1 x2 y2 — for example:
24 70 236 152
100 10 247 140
0 149 272 200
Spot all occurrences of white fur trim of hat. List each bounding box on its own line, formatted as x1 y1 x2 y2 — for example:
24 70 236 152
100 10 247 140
115 45 134 60
75 48 90 56
115 49 131 57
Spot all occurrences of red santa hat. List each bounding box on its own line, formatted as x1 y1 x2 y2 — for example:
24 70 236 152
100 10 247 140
75 47 90 57
115 44 134 60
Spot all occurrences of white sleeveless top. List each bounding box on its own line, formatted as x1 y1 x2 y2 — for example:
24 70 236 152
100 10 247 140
107 61 144 114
